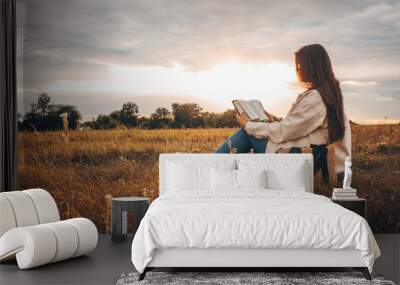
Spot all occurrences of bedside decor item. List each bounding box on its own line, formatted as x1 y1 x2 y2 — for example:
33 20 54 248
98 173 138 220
343 156 353 189
0 189 98 269
332 156 358 199
112 197 149 242
332 188 358 199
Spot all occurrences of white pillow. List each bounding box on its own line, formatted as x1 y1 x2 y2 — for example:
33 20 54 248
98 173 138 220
211 168 268 190
238 159 308 191
265 162 307 191
236 169 267 189
166 160 235 192
211 168 236 190
167 163 210 191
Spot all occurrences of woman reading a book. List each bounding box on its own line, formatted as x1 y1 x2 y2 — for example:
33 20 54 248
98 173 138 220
215 44 351 173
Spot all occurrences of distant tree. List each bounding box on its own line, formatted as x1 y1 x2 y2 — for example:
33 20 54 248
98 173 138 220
21 94 239 131
138 117 152 129
81 119 96 130
21 110 40 131
199 112 218 128
150 107 172 128
218 109 237 128
154 107 171 119
119 102 139 127
171 103 202 128
57 105 82 129
121 102 139 118
189 109 237 128
94 114 118 129
110 111 121 121
20 93 81 131
32 93 56 115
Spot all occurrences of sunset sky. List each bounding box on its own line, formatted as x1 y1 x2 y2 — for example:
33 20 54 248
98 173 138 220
17 0 400 123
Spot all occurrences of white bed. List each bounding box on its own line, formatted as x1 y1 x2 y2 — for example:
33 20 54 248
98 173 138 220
131 154 380 280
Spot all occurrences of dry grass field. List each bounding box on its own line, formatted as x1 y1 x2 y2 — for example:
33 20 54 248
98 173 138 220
18 125 400 233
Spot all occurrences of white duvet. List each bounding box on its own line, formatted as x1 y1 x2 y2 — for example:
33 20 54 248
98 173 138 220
131 190 380 273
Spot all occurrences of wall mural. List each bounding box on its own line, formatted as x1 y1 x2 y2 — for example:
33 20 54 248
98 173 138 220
17 0 400 233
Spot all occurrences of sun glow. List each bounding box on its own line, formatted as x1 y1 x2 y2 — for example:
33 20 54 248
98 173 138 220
49 60 299 114
207 60 297 84
197 60 297 98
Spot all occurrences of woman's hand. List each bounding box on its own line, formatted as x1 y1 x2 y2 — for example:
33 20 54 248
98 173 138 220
236 112 249 128
264 111 282 122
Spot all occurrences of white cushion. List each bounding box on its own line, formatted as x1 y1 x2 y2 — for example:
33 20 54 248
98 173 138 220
266 162 307 191
166 160 235 192
238 159 308 191
0 196 17 237
211 169 268 191
42 221 79 262
237 169 267 189
65 218 98 257
211 168 236 190
23 189 60 224
0 191 39 227
167 163 210 191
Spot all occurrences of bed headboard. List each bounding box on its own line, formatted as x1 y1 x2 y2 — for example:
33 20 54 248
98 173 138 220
159 153 314 195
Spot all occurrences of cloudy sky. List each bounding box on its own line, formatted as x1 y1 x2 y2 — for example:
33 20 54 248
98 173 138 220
17 0 400 123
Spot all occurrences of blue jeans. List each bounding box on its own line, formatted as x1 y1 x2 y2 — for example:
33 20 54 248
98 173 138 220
215 128 267 153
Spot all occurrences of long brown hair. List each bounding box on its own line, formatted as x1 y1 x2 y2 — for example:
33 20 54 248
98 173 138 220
295 44 345 143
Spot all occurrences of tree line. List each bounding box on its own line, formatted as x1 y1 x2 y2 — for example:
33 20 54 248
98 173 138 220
18 93 238 131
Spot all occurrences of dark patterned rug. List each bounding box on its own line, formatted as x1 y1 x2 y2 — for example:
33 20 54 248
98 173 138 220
116 271 396 285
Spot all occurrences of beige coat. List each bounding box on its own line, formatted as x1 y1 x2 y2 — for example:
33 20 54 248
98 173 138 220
245 89 351 173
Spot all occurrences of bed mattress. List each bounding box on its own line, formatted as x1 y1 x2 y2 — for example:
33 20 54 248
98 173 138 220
131 190 380 273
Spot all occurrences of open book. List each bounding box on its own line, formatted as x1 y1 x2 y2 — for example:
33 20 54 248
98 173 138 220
232 99 269 122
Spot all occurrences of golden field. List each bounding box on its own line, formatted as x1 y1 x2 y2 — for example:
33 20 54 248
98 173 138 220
18 125 400 233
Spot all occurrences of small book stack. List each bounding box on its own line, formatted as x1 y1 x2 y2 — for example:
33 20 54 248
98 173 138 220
332 188 358 200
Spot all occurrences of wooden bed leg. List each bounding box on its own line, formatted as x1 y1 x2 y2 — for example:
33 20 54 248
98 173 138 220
354 267 371 280
138 268 148 281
